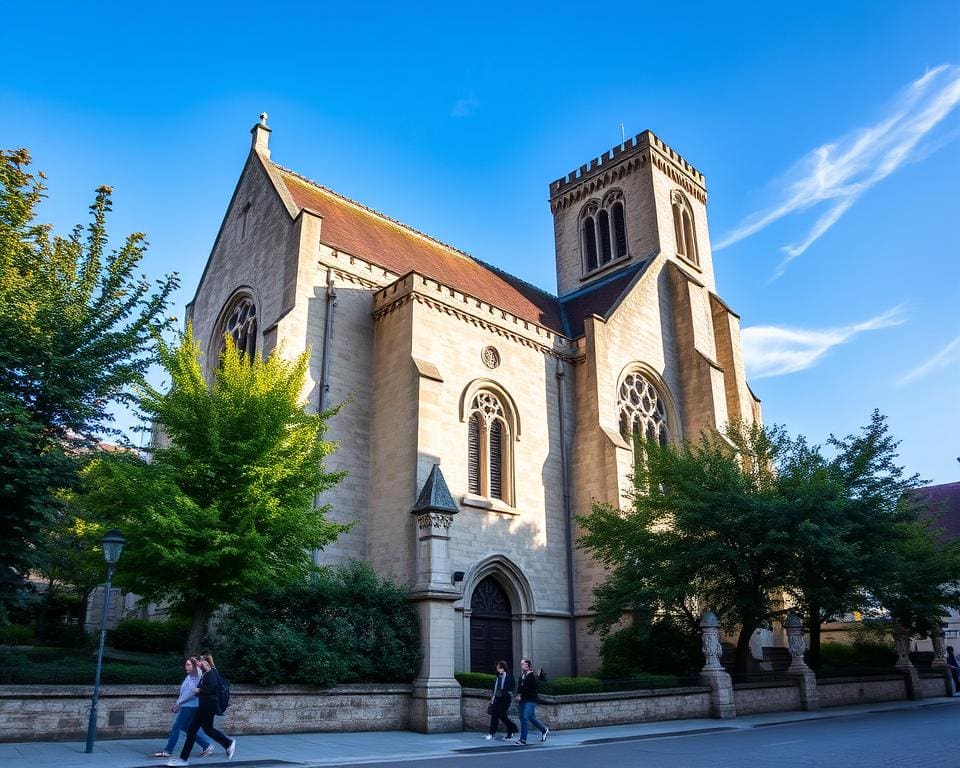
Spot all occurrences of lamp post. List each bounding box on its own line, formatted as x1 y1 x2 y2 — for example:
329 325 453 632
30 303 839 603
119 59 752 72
84 529 126 754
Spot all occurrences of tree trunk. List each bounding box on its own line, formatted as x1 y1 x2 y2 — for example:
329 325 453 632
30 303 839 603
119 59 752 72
184 604 212 656
735 623 757 675
807 608 823 670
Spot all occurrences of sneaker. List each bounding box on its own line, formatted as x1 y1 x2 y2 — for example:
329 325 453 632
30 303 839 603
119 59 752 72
501 734 514 741
515 740 527 746
166 760 188 767
541 727 550 742
483 734 493 740
199 746 215 758
226 740 236 760
152 752 171 758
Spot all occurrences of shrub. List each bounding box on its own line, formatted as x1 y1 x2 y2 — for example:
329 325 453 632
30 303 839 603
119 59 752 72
110 618 190 654
599 616 701 677
215 562 421 687
34 620 87 648
542 676 603 695
819 640 896 669
0 624 34 646
0 648 179 684
455 672 496 689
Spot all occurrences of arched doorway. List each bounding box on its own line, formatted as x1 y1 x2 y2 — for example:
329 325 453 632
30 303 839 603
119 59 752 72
470 576 513 673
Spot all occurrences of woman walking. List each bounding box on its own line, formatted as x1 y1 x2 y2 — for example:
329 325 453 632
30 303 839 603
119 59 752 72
514 658 549 746
152 657 214 759
484 660 517 741
167 654 236 767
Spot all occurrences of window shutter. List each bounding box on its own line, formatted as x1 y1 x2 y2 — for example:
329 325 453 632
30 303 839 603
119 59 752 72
468 414 481 495
583 218 598 272
489 419 503 500
598 210 612 264
613 203 627 258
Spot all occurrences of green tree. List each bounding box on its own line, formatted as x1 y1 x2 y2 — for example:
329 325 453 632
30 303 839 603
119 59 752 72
578 422 792 674
777 411 937 667
75 328 349 651
0 149 178 619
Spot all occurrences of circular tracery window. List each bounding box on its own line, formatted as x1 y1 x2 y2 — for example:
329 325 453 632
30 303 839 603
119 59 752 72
481 346 501 369
618 372 669 447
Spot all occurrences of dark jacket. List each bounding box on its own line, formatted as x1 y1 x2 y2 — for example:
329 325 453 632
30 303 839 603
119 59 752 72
491 671 515 700
517 670 538 703
196 668 223 708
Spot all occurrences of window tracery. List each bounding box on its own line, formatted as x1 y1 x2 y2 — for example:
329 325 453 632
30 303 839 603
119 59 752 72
580 190 628 275
466 390 513 504
618 371 670 468
220 295 258 360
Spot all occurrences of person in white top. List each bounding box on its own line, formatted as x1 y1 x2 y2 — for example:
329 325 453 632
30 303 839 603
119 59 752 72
152 657 214 759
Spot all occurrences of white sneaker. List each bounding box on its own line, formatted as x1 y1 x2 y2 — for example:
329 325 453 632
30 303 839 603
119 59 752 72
483 734 493 740
541 727 550 742
226 740 236 760
166 760 189 767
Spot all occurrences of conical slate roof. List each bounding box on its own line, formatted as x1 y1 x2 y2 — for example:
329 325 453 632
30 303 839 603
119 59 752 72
411 464 459 515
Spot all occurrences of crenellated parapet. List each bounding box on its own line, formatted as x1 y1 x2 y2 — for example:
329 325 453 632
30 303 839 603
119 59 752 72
549 130 707 212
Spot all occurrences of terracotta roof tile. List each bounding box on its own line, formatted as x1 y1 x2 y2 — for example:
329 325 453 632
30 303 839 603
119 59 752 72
276 166 565 333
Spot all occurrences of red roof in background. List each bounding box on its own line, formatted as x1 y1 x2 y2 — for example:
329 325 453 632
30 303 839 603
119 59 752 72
277 167 565 333
912 481 960 544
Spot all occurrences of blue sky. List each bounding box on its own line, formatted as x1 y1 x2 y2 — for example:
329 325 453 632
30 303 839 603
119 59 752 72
2 2 958 483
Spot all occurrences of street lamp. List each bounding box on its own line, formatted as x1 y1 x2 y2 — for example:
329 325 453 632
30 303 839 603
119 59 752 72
84 529 126 754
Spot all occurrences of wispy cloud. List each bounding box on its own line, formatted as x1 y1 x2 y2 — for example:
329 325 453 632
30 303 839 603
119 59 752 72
742 306 905 379
715 65 960 278
451 93 479 118
897 335 960 386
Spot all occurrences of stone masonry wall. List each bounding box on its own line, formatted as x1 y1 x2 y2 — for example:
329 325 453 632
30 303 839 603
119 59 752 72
733 682 802 715
816 677 907 708
0 685 411 743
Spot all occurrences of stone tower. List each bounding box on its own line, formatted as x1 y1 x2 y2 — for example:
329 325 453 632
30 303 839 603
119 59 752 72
549 130 715 297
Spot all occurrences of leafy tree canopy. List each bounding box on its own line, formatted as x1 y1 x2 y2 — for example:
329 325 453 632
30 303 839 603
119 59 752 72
74 328 349 651
0 149 178 619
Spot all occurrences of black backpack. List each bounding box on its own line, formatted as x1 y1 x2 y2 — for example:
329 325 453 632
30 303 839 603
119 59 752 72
214 672 231 715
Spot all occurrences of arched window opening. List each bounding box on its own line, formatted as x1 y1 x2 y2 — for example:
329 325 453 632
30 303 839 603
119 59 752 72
612 202 627 259
221 295 258 360
671 191 699 266
580 191 627 275
583 217 598 273
618 371 670 475
466 389 514 505
598 209 612 265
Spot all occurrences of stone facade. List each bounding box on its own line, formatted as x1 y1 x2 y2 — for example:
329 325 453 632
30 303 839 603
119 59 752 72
184 118 762 683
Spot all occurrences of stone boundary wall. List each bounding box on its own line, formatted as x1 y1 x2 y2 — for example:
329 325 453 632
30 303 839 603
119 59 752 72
462 686 713 731
732 681 802 715
815 676 907 708
0 684 412 743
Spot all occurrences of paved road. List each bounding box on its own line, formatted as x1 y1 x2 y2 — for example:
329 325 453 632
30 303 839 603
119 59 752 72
337 704 959 768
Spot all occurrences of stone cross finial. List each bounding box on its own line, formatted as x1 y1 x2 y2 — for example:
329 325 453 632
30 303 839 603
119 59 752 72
260 112 269 126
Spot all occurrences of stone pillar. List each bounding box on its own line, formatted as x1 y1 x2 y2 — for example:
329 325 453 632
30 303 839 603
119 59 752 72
700 611 736 719
930 626 953 696
783 610 819 710
408 465 463 733
893 622 922 700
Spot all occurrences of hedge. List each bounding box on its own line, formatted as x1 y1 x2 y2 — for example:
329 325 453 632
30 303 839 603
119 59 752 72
0 648 180 685
455 672 497 689
110 618 190 654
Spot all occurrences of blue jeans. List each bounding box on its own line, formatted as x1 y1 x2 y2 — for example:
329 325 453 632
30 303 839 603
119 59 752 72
164 707 211 754
518 701 546 743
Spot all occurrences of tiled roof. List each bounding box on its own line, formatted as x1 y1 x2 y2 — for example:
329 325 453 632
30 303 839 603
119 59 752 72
275 166 565 333
911 481 960 545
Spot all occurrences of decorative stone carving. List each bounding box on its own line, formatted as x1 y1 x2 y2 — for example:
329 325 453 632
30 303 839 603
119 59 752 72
893 623 912 667
931 626 946 667
784 610 808 671
700 611 724 671
416 512 453 531
481 346 500 369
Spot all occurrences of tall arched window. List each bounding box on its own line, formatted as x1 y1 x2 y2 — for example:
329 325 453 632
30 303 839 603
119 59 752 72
466 390 513 504
618 371 670 473
220 294 258 360
580 190 628 274
671 191 699 266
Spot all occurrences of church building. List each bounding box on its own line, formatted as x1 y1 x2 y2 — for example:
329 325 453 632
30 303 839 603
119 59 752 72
186 116 761 692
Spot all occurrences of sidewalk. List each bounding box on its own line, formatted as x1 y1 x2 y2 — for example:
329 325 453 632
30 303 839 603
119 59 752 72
3 697 957 768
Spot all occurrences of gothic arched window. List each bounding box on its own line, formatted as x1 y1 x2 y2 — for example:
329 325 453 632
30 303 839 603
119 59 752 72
220 294 258 360
671 191 699 266
580 190 628 275
618 371 670 473
466 390 513 504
